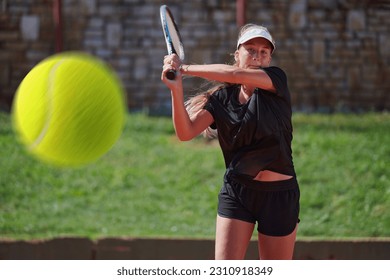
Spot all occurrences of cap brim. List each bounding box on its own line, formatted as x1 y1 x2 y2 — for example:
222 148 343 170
237 28 275 53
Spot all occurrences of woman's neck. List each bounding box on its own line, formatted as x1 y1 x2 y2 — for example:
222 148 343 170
239 85 254 104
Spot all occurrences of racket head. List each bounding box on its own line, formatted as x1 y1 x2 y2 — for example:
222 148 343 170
160 5 184 80
160 5 184 60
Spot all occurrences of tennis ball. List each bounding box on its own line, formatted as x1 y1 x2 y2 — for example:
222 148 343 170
12 52 126 167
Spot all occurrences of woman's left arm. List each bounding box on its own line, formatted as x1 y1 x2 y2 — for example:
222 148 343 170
180 64 275 92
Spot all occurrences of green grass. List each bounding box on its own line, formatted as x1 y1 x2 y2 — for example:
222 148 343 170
0 112 389 240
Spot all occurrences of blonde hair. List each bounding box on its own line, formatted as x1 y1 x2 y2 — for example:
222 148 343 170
238 23 260 41
185 82 226 138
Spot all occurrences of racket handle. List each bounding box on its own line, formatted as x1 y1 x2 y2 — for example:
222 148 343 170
166 69 176 80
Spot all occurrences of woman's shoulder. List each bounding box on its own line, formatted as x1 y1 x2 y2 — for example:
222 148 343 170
263 66 287 80
261 66 291 101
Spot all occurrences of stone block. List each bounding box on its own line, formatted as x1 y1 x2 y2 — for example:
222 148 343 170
0 64 10 86
95 49 112 58
347 10 366 32
88 17 104 28
289 0 307 29
312 40 325 65
134 57 148 80
348 66 361 90
0 31 19 41
82 0 97 15
20 15 39 41
379 34 390 57
106 23 122 48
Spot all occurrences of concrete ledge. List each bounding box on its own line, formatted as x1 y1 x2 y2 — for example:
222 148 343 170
95 238 215 260
0 237 94 260
0 238 389 260
294 239 390 260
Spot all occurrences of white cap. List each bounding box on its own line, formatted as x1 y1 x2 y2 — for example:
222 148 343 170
237 26 275 53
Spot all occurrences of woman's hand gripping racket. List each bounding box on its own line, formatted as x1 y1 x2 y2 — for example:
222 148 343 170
160 5 184 80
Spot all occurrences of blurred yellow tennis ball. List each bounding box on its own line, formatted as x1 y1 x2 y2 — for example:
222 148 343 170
12 52 126 167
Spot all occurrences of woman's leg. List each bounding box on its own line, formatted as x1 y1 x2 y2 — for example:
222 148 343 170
258 224 298 260
215 215 255 260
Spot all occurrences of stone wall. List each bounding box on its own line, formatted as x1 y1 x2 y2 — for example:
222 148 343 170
0 0 389 113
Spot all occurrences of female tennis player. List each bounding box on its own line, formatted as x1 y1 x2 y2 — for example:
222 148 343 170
161 24 300 260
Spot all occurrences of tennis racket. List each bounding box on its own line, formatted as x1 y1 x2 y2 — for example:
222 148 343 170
160 5 185 80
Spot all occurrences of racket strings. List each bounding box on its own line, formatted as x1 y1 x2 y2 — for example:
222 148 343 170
166 15 184 60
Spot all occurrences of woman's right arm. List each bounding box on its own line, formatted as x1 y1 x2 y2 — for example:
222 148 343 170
161 55 214 141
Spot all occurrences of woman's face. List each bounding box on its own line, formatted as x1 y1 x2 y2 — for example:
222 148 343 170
235 37 272 69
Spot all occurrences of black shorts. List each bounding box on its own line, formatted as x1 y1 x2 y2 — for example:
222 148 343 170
218 172 300 237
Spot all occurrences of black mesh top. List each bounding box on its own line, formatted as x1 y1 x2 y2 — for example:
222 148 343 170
203 66 296 178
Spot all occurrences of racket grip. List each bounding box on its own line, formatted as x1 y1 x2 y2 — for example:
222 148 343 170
166 70 176 80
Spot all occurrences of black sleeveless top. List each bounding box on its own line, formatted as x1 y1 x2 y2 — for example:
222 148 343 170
203 66 296 178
